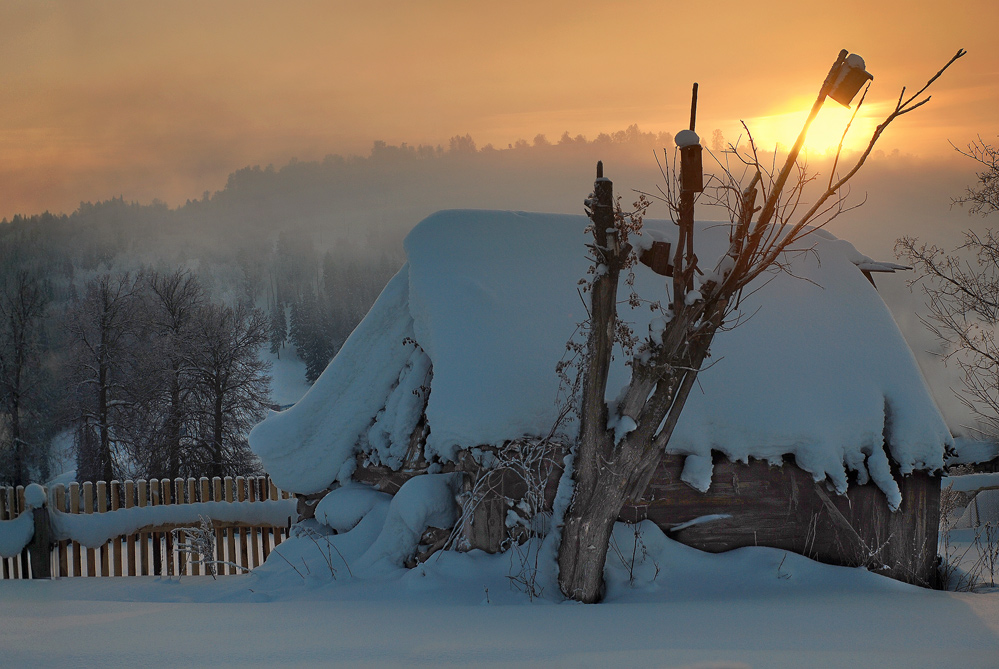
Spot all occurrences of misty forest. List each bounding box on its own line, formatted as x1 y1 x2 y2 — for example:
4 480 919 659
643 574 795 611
0 126 700 487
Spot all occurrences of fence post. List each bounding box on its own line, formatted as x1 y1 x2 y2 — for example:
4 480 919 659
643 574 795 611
28 490 51 579
69 482 81 577
249 477 260 569
82 482 95 577
125 480 136 577
1 487 9 579
224 477 236 575
161 479 173 576
55 484 68 578
150 479 161 576
17 486 28 577
213 477 224 572
97 481 109 577
110 481 122 577
137 480 149 575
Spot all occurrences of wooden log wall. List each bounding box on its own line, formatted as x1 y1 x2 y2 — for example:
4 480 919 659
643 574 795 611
0 476 292 579
620 454 941 587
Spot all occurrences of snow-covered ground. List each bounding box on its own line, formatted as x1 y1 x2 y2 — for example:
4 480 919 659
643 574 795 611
3 524 999 667
260 345 311 408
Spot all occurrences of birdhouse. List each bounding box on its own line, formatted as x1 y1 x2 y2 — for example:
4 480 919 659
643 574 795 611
828 53 873 107
675 129 704 193
639 241 673 276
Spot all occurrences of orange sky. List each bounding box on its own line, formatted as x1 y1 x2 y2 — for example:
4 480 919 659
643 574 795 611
1 0 996 219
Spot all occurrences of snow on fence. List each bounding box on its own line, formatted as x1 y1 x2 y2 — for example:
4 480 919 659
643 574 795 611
0 476 295 580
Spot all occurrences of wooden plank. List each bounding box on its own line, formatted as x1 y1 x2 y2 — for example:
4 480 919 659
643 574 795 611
200 477 211 575
82 482 95 577
249 477 260 569
271 480 284 547
97 481 109 577
17 487 28 578
110 481 122 577
125 481 136 577
150 479 161 576
1 487 9 579
224 477 236 575
236 476 249 571
137 480 149 576
213 477 224 574
174 478 186 576
260 477 271 562
0 487 9 579
54 485 68 578
187 478 198 576
69 483 81 577
161 479 173 576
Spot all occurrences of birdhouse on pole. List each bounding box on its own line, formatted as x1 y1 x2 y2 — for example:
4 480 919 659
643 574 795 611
828 53 873 107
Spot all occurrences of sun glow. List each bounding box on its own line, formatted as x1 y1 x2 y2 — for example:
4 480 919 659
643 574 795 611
739 101 878 156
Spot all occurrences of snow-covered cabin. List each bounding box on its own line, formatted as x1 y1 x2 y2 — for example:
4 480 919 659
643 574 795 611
250 209 952 585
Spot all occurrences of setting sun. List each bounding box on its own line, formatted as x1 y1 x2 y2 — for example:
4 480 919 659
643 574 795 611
741 99 881 156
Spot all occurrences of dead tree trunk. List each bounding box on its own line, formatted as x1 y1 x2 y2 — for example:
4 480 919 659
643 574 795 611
558 165 728 602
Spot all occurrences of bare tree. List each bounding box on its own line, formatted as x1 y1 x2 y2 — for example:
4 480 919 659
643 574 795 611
953 137 998 216
141 269 205 479
895 136 999 439
0 271 50 485
67 273 142 483
190 302 271 479
558 49 965 603
897 230 999 439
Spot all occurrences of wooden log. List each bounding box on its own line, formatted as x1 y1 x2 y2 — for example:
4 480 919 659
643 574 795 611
69 482 81 577
224 477 236 574
622 454 942 587
137 480 149 576
55 485 68 578
97 481 109 577
82 482 95 577
125 481 136 577
110 481 122 577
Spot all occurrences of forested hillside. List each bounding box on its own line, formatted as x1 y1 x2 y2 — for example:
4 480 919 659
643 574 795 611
0 126 679 486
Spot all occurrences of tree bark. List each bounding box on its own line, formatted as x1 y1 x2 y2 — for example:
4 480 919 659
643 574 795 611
558 167 728 603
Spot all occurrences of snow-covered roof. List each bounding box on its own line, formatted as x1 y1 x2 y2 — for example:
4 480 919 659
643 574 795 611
250 210 951 498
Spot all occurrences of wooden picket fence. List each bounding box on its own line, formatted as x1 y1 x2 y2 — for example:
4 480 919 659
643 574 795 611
0 475 293 580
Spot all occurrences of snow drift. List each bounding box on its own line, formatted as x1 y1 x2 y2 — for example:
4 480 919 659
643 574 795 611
250 209 951 500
